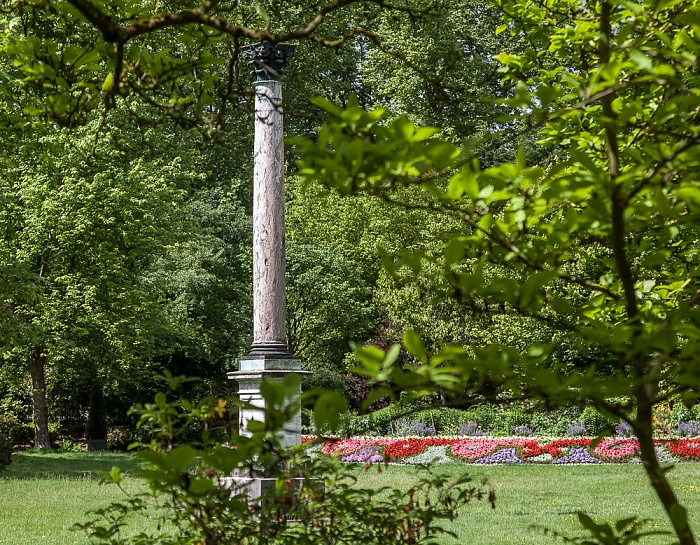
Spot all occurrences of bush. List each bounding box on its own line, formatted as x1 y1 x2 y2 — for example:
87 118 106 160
504 409 531 435
615 422 635 438
107 426 135 451
564 423 587 437
670 404 695 429
10 423 34 447
413 408 469 435
462 404 500 434
0 413 19 437
0 432 11 470
458 421 485 436
74 376 486 545
579 407 616 435
677 422 700 437
535 406 582 436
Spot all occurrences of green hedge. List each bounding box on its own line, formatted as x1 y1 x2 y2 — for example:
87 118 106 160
318 401 699 438
9 422 60 447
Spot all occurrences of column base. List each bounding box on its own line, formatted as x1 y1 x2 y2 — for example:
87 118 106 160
247 342 293 358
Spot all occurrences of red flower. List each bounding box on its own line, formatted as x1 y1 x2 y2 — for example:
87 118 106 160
669 439 700 459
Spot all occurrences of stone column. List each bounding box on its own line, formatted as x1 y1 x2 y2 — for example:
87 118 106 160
228 42 304 449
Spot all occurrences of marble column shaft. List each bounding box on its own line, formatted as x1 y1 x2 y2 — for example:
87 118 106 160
250 79 288 355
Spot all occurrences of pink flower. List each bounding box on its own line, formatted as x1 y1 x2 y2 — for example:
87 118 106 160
451 439 529 460
594 438 639 460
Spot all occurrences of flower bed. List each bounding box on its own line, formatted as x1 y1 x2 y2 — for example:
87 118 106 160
301 436 700 465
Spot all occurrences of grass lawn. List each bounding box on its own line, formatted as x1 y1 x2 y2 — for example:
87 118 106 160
0 451 144 545
1 451 700 544
358 463 700 544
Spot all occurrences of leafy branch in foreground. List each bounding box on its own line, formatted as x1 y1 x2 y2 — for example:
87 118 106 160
0 0 440 126
292 1 700 543
74 373 488 545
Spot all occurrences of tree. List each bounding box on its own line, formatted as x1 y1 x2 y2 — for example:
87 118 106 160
291 1 700 543
286 240 376 369
0 116 205 447
0 0 438 127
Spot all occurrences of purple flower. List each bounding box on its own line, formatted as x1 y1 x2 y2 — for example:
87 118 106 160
565 423 586 437
411 421 436 437
473 448 523 464
341 446 384 463
459 421 485 437
615 422 634 437
513 424 535 436
553 447 602 464
677 421 700 437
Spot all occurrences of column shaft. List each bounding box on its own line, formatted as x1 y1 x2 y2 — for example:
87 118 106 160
250 80 288 355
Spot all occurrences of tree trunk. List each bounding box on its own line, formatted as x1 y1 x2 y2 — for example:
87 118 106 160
28 348 50 449
637 395 697 545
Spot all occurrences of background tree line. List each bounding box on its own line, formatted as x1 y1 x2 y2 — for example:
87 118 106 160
0 0 541 446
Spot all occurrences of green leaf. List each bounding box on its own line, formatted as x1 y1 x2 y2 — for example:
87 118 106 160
255 4 270 24
444 237 466 266
101 72 114 92
404 328 427 363
313 390 348 432
669 503 688 532
629 49 653 72
309 96 343 118
165 445 199 472
246 420 266 433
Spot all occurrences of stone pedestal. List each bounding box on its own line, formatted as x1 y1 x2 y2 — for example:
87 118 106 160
224 474 305 500
227 356 305 448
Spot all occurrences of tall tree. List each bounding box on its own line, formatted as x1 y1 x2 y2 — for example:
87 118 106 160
0 116 205 446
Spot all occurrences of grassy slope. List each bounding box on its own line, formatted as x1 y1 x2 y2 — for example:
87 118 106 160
1 452 699 544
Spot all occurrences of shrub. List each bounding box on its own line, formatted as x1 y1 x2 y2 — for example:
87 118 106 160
410 420 436 437
529 412 559 436
545 406 582 436
74 376 486 545
512 424 535 436
615 422 634 438
504 409 531 435
671 404 695 429
462 404 500 434
414 408 469 435
579 407 616 435
458 421 485 437
107 426 135 451
0 432 11 470
345 406 396 436
652 402 673 436
386 416 415 437
0 413 18 437
58 439 85 453
10 423 34 447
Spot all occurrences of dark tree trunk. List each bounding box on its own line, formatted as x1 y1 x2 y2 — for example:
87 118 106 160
28 348 50 449
637 394 697 545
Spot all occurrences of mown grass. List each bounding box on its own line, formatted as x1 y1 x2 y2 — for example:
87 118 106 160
356 463 700 544
1 451 700 544
0 451 144 545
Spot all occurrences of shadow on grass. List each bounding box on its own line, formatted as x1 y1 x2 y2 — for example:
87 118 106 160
1 451 143 480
